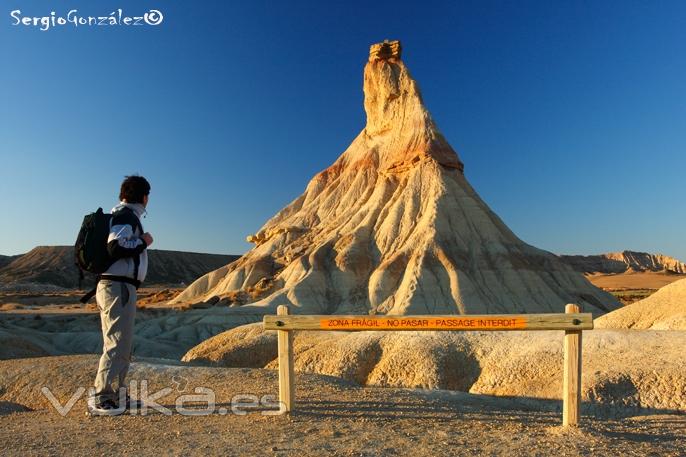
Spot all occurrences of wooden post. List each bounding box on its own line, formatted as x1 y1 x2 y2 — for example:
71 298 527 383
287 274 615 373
277 305 295 413
563 303 582 426
263 310 592 420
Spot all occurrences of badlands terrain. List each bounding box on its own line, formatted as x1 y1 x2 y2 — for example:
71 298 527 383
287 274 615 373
1 41 684 455
0 245 239 291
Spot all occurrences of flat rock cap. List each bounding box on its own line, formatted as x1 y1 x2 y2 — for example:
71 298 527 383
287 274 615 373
369 40 402 61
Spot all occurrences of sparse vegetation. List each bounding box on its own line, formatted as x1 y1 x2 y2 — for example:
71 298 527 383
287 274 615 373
607 289 657 306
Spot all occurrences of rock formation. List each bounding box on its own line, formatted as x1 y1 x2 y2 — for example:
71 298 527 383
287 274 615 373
173 40 620 315
560 250 686 274
595 278 686 330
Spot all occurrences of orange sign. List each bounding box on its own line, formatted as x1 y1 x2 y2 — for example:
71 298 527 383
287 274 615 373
319 317 527 330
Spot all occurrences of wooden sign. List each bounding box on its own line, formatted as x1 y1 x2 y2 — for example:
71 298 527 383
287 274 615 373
320 316 527 330
267 304 589 427
263 313 593 331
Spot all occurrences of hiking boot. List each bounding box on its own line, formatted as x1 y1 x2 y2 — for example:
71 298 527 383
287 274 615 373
87 397 125 416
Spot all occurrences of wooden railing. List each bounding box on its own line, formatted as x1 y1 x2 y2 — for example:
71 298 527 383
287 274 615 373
263 304 591 427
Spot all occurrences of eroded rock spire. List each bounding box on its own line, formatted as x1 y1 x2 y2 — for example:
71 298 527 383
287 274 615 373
361 40 463 173
173 41 619 317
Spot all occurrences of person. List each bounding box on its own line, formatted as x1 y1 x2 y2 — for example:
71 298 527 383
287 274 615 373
88 175 153 416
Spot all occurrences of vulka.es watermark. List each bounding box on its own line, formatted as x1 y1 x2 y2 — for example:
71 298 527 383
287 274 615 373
41 379 282 416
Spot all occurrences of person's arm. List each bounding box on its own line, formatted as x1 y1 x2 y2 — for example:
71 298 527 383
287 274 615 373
107 213 147 260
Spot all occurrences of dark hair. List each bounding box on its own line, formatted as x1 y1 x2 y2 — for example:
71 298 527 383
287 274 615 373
119 175 151 204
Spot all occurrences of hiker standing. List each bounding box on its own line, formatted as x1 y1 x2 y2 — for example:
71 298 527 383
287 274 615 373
88 175 153 415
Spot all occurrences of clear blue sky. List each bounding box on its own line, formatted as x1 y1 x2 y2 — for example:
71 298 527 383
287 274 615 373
1 1 684 260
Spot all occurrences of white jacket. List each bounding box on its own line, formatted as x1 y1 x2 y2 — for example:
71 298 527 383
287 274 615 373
103 202 149 283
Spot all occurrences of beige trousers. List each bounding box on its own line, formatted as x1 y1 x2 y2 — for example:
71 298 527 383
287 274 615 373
93 280 137 402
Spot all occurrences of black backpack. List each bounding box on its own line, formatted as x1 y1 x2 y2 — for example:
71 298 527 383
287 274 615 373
75 206 142 303
74 208 114 276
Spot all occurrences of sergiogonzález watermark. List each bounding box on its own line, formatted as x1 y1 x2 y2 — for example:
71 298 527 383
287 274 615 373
9 9 164 31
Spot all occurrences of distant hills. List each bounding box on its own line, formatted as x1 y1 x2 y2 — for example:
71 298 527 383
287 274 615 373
1 246 683 293
0 246 239 290
560 250 686 275
0 254 21 270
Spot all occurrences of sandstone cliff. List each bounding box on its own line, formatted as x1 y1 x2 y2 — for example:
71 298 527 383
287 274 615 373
560 250 686 274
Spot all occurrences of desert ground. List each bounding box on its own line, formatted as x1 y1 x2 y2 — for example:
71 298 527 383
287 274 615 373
0 271 678 362
1 355 684 456
0 288 262 361
585 271 684 290
1 281 685 456
584 271 685 305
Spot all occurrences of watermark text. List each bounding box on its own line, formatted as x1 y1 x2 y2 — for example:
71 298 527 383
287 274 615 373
10 9 164 31
41 379 283 416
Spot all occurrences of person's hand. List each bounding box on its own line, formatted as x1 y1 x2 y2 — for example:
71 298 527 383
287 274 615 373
141 232 154 247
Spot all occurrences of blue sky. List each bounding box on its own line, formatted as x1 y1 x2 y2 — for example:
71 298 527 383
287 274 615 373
1 0 684 260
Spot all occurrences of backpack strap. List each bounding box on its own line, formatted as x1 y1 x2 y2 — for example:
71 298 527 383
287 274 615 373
80 286 97 304
126 208 143 282
133 253 140 285
115 206 143 235
111 206 144 282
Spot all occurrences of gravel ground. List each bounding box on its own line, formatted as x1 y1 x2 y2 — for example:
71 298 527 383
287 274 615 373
0 356 684 456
